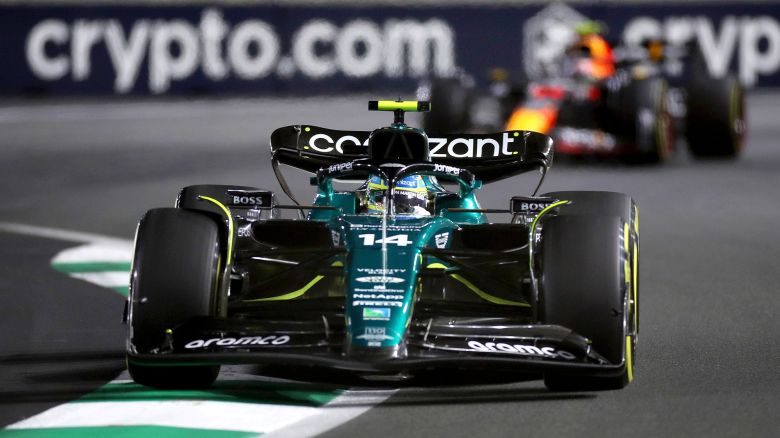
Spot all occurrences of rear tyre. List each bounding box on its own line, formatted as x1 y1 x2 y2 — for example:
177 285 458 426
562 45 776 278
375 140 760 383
422 78 473 133
539 215 634 391
685 75 745 157
127 208 222 389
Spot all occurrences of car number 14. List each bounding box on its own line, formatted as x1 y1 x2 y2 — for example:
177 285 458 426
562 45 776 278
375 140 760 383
358 234 411 247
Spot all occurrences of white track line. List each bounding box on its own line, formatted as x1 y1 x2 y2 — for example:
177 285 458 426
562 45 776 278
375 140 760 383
264 390 396 438
7 400 322 435
0 222 128 245
1 221 393 436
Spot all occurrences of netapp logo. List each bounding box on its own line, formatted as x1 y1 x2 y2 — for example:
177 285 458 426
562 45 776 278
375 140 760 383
185 335 290 349
353 293 404 300
25 9 456 93
467 340 576 360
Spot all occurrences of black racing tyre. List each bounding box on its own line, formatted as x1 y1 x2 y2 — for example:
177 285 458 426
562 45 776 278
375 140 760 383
539 215 634 391
541 191 640 338
127 208 222 389
422 78 472 133
613 77 673 164
541 191 634 225
685 75 746 158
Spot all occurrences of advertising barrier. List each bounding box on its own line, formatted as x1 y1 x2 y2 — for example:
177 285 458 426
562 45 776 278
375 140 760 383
1 2 779 95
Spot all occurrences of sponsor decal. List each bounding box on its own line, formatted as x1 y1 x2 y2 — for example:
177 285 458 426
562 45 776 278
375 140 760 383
353 293 404 300
185 335 290 349
25 9 456 93
623 14 780 87
245 209 262 220
349 223 420 231
354 300 403 308
226 190 272 207
304 131 520 159
355 276 405 284
467 340 576 360
362 307 391 320
237 224 252 238
327 162 353 173
354 287 405 293
556 127 617 152
401 191 428 202
386 225 422 231
357 268 406 275
434 232 449 249
368 174 386 186
358 233 412 247
433 164 460 175
229 195 268 206
429 132 519 159
356 326 393 342
395 178 421 189
510 196 558 214
331 229 341 246
523 3 780 88
308 133 368 153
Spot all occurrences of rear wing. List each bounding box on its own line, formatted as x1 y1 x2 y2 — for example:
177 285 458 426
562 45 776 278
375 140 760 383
270 125 553 184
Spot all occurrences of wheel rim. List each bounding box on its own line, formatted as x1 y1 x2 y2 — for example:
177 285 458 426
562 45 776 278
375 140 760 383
730 82 746 153
655 83 673 161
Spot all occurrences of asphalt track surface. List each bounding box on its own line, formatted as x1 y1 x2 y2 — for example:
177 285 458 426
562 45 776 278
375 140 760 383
1 94 779 436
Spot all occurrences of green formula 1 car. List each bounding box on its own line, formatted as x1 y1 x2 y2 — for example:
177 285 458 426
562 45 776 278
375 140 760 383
124 100 639 391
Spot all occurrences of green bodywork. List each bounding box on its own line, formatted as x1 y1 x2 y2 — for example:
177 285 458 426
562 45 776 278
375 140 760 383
307 173 486 349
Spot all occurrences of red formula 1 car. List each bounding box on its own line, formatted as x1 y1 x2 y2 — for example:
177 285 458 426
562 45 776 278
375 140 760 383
422 26 746 164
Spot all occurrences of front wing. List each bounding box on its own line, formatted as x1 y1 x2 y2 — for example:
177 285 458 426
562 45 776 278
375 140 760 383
127 301 626 378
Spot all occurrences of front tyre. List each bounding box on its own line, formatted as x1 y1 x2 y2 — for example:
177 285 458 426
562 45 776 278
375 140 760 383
618 77 674 164
539 215 635 391
127 208 222 389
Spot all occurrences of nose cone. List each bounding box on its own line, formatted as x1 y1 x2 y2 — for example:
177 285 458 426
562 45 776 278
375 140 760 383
344 341 408 360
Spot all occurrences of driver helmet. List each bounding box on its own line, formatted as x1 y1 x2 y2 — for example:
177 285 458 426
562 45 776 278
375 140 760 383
365 175 430 216
570 21 615 80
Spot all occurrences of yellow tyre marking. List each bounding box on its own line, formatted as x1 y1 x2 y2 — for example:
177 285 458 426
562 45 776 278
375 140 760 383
633 204 639 236
528 200 570 272
633 240 638 333
197 196 234 266
626 335 634 383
